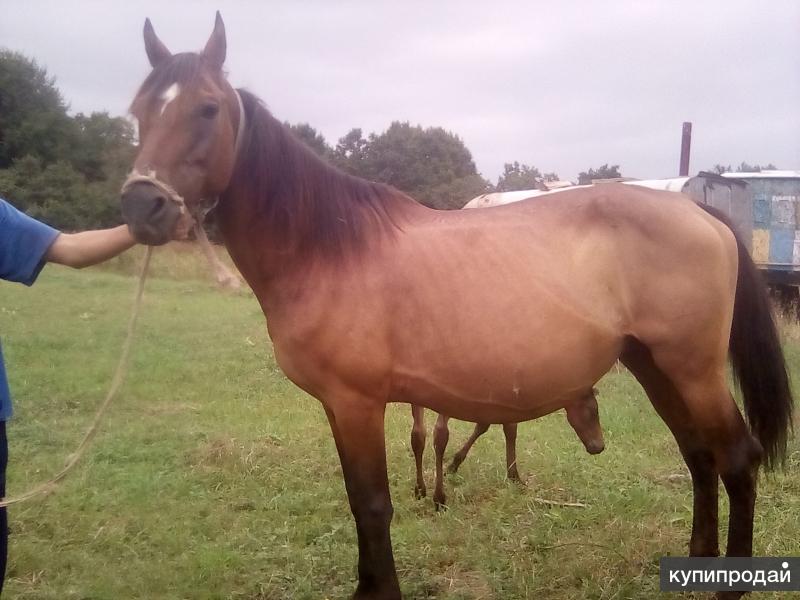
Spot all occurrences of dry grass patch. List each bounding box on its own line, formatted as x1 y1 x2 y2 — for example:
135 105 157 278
186 435 284 473
434 565 494 599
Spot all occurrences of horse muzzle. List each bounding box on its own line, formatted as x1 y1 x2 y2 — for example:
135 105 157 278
584 437 605 455
120 181 183 246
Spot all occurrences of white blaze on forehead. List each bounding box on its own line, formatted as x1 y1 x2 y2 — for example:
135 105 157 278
159 83 181 116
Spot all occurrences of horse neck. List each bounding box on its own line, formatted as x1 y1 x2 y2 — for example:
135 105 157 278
214 181 297 305
215 107 415 309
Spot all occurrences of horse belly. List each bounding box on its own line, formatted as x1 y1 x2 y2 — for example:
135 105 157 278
383 228 625 420
389 313 621 423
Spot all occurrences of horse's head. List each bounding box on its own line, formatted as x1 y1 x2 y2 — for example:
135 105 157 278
121 12 242 245
566 389 605 456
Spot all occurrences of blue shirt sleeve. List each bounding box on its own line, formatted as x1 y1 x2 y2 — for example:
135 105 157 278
0 342 12 420
0 198 61 286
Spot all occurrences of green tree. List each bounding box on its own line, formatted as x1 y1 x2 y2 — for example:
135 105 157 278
286 123 332 159
0 155 41 211
71 112 136 182
577 164 622 185
711 162 778 174
1 48 495 223
496 162 545 192
0 50 76 168
356 121 484 209
0 51 135 229
333 128 369 175
424 173 492 210
0 156 120 230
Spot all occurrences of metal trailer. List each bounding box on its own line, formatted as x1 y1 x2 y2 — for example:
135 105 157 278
631 171 800 287
719 171 800 285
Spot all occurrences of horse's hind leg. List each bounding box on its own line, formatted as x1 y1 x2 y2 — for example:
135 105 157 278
447 422 490 474
502 423 522 482
624 340 763 578
711 407 761 559
677 379 761 600
410 405 427 499
670 381 760 565
623 342 720 557
433 414 450 510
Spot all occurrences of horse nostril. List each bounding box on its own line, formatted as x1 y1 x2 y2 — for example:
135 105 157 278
148 195 167 219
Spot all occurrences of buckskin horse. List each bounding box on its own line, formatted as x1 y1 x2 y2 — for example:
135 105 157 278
120 14 793 600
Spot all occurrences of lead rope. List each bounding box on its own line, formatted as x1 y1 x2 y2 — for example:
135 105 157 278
0 246 153 508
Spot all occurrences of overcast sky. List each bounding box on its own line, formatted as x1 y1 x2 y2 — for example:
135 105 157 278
3 0 798 182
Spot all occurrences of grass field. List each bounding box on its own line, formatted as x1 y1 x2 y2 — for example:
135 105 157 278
0 244 798 599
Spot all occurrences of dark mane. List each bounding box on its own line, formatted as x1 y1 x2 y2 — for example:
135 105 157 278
226 89 411 261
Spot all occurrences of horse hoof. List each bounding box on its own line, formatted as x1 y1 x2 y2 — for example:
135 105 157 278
433 494 447 511
352 585 402 600
447 457 463 474
414 485 427 499
508 469 523 483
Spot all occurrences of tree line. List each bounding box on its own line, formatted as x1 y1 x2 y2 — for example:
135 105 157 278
0 51 136 230
0 50 777 231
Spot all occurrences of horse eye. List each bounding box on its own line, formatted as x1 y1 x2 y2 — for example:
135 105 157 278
199 102 220 119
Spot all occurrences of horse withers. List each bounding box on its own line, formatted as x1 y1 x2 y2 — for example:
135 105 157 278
120 13 793 600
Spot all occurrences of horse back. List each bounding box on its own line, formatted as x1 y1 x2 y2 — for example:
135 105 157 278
264 184 737 417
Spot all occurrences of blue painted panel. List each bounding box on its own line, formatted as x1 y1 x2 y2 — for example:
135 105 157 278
771 196 796 229
753 194 770 227
740 177 800 269
769 228 794 264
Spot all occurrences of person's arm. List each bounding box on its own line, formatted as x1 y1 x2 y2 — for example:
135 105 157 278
45 225 137 269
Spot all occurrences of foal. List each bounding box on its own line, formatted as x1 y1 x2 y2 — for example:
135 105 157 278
412 388 604 509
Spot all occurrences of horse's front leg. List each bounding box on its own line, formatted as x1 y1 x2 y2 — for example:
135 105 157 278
325 400 400 600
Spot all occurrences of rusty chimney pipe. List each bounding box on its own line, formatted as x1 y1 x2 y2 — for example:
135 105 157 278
679 121 692 176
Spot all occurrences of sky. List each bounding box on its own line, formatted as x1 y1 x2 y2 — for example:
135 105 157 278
2 0 799 183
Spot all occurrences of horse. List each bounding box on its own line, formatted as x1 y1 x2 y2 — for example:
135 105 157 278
119 14 793 600
410 407 522 510
411 387 604 510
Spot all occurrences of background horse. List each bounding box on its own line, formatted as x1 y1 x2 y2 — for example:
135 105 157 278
412 387 604 510
410 407 521 510
120 14 793 600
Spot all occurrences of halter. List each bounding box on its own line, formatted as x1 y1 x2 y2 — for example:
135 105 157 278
232 88 246 163
120 88 247 224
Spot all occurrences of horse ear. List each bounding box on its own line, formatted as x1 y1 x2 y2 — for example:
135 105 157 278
202 11 226 70
143 18 172 68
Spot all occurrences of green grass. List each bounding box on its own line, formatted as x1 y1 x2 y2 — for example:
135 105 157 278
0 247 798 599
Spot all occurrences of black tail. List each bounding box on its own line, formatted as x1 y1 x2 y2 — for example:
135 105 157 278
701 204 794 470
